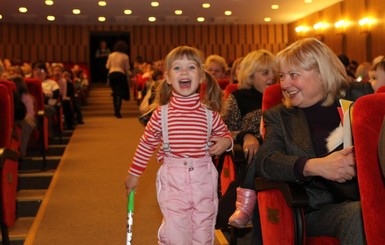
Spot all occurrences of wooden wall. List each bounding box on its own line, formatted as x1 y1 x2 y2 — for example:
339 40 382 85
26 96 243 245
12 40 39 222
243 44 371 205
0 23 288 65
288 0 385 63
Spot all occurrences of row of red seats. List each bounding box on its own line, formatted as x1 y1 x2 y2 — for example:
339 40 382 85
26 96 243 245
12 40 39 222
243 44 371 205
0 80 20 244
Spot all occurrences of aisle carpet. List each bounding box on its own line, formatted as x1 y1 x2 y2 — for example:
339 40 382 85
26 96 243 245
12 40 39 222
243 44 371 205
24 84 163 244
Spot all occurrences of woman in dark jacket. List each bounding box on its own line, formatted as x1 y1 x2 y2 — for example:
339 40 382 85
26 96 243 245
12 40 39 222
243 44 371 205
255 38 372 245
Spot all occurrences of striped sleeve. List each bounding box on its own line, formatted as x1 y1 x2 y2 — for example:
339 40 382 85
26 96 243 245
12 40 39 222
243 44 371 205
128 107 162 176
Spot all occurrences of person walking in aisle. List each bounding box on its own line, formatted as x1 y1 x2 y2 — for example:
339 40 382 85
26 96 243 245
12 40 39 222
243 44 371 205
106 40 130 118
125 46 233 245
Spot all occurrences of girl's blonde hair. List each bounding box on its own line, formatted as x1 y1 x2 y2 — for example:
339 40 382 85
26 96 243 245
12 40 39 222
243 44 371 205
237 49 275 89
275 38 348 108
145 46 223 114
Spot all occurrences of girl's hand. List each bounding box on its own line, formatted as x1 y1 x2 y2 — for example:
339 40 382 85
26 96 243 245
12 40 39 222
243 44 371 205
208 137 232 156
125 174 139 196
242 134 260 164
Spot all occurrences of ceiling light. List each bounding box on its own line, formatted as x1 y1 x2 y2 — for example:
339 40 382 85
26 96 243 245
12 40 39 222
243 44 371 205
197 17 205 22
98 16 106 22
0 15 2 20
304 0 312 3
19 7 28 13
72 9 81 15
45 0 54 6
151 2 159 7
224 11 232 16
202 3 210 9
98 1 107 7
148 16 156 22
271 5 279 10
124 9 132 15
264 17 271 22
47 15 55 21
175 10 182 15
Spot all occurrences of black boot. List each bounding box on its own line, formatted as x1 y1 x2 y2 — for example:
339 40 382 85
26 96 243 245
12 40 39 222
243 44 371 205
113 96 122 118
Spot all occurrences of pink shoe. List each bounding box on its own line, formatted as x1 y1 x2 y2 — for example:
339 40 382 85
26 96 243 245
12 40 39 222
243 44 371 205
228 187 256 228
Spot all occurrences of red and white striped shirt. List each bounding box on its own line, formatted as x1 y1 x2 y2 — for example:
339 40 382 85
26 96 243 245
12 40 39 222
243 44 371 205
129 92 232 176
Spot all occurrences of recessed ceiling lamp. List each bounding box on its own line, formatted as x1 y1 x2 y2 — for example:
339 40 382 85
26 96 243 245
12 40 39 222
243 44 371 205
98 16 106 22
148 16 156 22
124 9 132 15
72 9 81 15
19 7 28 13
202 3 210 9
304 0 312 3
47 15 55 21
224 11 232 16
45 0 54 6
175 10 183 15
0 15 3 20
98 1 107 7
264 17 271 22
151 2 159 7
197 17 205 22
271 5 279 9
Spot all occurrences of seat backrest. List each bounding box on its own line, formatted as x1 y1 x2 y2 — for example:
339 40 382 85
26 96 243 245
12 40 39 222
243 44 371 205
0 84 12 148
217 78 230 90
223 83 238 99
377 86 385 93
25 78 45 112
352 93 385 245
261 83 283 138
0 80 16 121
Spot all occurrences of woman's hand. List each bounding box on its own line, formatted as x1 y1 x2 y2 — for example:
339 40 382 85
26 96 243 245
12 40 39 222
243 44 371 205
242 134 260 163
304 146 356 182
208 137 232 156
125 174 139 196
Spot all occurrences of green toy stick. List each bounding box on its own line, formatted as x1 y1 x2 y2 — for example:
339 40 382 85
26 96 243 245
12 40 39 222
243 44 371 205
126 191 135 245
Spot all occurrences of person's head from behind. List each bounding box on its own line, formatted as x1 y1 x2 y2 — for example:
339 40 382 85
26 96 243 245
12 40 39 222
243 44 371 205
32 61 48 81
230 57 243 84
275 38 348 109
204 54 228 80
355 62 371 82
11 75 29 95
113 40 128 53
156 46 222 112
238 49 276 93
369 59 385 92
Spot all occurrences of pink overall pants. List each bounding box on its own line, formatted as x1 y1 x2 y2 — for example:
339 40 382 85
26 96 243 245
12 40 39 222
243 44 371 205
156 155 218 245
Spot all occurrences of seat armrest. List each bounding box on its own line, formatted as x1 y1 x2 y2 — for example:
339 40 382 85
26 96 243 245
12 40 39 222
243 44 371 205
0 148 19 167
255 177 308 208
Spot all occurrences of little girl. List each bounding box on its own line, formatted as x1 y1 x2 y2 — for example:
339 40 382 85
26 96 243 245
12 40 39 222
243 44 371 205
125 46 233 244
369 58 385 92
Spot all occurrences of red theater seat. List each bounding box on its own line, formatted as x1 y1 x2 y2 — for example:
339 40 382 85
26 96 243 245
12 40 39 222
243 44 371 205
0 84 19 240
352 93 385 245
24 78 49 164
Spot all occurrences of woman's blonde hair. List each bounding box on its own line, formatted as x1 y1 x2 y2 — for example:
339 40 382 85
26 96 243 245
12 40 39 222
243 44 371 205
275 38 348 107
237 49 275 89
145 46 223 113
204 54 229 74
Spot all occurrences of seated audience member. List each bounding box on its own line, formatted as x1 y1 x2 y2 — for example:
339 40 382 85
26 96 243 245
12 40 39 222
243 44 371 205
205 54 229 80
255 38 372 245
11 76 36 157
74 69 89 105
369 58 385 92
229 57 243 84
32 62 60 137
355 62 371 82
338 54 355 82
139 69 163 114
221 50 276 243
63 69 84 125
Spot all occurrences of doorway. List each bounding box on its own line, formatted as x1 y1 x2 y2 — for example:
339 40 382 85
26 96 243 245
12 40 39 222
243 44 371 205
89 32 131 83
